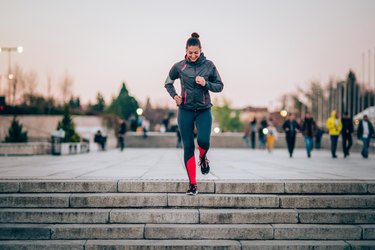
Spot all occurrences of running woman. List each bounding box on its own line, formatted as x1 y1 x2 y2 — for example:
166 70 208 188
164 32 224 195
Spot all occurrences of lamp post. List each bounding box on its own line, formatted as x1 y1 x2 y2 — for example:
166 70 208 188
0 46 23 103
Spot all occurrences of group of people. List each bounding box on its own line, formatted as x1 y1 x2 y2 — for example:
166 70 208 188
326 111 374 159
244 111 374 159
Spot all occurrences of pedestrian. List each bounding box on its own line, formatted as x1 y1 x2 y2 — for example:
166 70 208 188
243 122 250 148
301 112 317 158
326 110 342 158
315 126 324 149
164 32 224 195
266 118 278 153
118 120 127 151
258 117 268 149
357 115 374 159
282 113 301 158
341 111 354 158
250 118 257 149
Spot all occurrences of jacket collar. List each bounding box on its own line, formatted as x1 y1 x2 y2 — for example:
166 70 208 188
185 52 206 65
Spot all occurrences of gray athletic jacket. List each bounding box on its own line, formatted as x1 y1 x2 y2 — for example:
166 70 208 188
164 53 224 111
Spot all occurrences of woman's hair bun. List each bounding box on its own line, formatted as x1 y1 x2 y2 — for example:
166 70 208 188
191 32 200 38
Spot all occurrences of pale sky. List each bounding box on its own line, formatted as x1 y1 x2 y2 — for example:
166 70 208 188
1 0 375 109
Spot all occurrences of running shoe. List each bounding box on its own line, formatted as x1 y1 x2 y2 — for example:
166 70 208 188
199 156 210 175
186 184 198 195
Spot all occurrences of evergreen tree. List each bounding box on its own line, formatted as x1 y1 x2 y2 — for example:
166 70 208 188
57 105 81 142
107 82 139 120
212 98 243 132
91 92 106 112
5 116 28 143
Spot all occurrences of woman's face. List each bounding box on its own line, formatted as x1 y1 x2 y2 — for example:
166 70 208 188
186 45 201 62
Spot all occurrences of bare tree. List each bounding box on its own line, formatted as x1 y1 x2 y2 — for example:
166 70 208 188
60 72 74 104
24 70 38 96
9 65 25 105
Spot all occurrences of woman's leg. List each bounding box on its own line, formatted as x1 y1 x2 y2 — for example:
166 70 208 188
196 108 212 162
178 108 196 184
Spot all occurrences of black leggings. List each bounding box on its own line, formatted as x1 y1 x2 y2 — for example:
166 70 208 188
178 107 212 184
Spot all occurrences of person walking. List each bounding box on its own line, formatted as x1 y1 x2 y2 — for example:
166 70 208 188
357 115 374 159
266 118 278 153
326 110 342 158
164 32 224 195
341 112 354 158
282 113 301 158
118 119 127 151
258 117 268 149
250 118 257 149
301 112 317 158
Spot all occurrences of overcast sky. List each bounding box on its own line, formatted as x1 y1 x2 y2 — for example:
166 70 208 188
1 0 375 109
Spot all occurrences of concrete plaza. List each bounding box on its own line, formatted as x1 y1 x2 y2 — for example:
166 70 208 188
0 148 374 180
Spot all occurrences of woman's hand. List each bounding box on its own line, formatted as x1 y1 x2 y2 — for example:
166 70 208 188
174 95 182 106
195 76 206 86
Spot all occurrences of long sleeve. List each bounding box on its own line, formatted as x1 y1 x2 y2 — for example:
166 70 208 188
164 64 179 98
204 65 224 93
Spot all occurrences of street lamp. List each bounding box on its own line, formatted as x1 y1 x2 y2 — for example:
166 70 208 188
136 108 143 116
0 46 23 102
280 110 288 117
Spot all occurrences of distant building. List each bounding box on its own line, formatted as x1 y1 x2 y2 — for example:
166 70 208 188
240 106 269 123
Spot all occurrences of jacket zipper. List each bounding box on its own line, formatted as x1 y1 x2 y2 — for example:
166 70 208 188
203 93 206 104
184 90 187 104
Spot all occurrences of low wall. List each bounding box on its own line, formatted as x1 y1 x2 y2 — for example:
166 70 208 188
0 142 51 156
122 132 374 153
1 133 373 155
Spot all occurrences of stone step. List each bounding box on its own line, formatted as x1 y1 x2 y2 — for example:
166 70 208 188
199 209 375 224
273 224 362 240
1 180 374 194
0 208 110 224
0 193 70 208
280 195 375 208
241 240 351 249
2 193 375 208
0 240 85 250
297 209 375 224
1 239 374 249
1 208 374 224
2 224 373 240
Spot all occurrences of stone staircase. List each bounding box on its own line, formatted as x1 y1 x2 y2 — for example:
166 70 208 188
0 180 375 249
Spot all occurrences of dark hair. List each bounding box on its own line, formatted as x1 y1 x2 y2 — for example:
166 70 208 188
186 32 201 48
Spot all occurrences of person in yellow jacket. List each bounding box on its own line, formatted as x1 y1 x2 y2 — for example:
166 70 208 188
326 110 343 158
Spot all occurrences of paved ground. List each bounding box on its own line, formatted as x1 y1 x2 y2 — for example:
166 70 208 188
1 148 374 180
